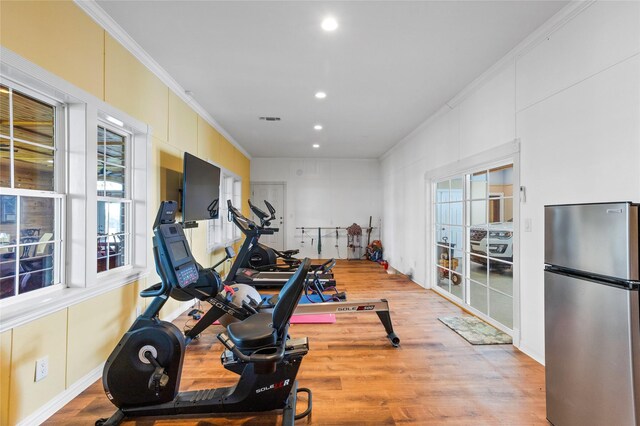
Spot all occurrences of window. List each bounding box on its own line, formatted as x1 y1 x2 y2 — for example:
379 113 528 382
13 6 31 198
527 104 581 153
0 83 63 300
96 125 130 273
434 163 514 329
0 53 150 326
207 171 242 251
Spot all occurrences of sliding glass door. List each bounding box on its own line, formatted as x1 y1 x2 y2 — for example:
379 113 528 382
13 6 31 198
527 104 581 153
434 163 514 330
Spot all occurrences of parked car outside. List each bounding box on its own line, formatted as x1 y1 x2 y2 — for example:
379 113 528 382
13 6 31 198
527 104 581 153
470 220 513 269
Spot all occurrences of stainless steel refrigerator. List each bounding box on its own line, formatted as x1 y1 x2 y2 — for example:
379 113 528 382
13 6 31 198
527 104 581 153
545 202 640 426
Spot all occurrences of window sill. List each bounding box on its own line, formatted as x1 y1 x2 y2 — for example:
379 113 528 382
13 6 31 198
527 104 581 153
0 267 149 333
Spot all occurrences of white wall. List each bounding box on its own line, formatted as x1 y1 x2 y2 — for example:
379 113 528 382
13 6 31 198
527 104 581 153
381 1 640 363
250 158 382 259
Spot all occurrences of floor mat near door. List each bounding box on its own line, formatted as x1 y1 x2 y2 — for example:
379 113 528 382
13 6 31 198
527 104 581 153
438 316 512 345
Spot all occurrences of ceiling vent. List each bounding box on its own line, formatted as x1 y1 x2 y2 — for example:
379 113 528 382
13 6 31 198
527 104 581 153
259 116 281 122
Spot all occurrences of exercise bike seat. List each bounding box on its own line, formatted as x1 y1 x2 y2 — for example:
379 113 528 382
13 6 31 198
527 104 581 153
227 313 277 350
279 249 299 258
227 259 311 351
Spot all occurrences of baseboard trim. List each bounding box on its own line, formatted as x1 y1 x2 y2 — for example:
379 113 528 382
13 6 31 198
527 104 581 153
17 363 104 426
517 343 545 366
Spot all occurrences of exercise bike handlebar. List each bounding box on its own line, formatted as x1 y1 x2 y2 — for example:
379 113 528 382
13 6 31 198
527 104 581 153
316 259 336 275
141 245 169 297
140 282 163 297
228 200 279 236
264 200 277 216
228 200 258 231
248 199 274 227
248 200 280 230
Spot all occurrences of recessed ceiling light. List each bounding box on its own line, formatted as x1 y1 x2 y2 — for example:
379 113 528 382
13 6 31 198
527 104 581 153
315 91 327 99
313 144 320 148
321 17 338 31
314 124 323 130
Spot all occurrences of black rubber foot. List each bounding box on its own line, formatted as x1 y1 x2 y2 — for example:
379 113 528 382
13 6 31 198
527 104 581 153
96 410 125 426
388 332 400 347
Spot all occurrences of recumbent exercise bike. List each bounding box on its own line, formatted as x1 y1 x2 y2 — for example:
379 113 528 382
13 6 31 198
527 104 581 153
96 201 312 425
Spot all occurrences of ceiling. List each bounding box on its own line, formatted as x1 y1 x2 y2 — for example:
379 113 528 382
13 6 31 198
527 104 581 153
96 1 567 159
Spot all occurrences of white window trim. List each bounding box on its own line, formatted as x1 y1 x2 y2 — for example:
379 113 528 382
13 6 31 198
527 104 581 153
0 47 151 332
96 121 133 276
0 189 66 305
207 167 242 252
424 140 521 344
0 79 66 304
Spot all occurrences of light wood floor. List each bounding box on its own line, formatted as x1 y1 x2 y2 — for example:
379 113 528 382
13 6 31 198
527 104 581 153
46 260 547 425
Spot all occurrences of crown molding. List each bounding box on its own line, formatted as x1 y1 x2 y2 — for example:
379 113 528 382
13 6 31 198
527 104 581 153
445 0 594 109
380 0 595 161
74 0 252 160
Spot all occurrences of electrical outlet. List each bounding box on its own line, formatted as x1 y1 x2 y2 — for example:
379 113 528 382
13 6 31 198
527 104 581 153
136 306 142 317
35 356 48 382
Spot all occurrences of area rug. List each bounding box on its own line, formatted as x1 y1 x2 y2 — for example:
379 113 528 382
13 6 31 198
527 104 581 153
438 316 512 345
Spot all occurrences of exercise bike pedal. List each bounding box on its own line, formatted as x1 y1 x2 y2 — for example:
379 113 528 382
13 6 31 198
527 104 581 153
188 308 203 319
148 367 170 396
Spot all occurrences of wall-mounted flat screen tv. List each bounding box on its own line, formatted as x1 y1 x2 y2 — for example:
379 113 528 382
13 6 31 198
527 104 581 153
182 152 221 222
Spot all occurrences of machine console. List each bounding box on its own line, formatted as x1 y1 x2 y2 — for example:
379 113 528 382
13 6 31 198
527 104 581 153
153 201 200 289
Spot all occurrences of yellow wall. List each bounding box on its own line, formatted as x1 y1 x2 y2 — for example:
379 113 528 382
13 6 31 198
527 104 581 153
8 310 67 425
1 330 12 426
168 91 198 153
196 116 219 161
104 35 169 142
0 1 250 423
66 284 139 385
0 0 105 99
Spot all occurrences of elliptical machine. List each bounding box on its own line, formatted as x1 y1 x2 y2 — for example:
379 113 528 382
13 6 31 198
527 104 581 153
226 200 335 288
246 199 301 271
97 201 312 425
246 200 327 272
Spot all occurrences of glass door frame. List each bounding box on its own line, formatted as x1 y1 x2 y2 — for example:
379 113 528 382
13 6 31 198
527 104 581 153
425 146 520 341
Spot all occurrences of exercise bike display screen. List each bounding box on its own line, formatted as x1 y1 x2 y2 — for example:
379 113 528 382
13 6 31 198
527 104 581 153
170 241 189 262
167 240 199 288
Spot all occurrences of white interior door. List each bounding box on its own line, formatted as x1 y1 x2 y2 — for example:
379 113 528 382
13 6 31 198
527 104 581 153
250 183 285 250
